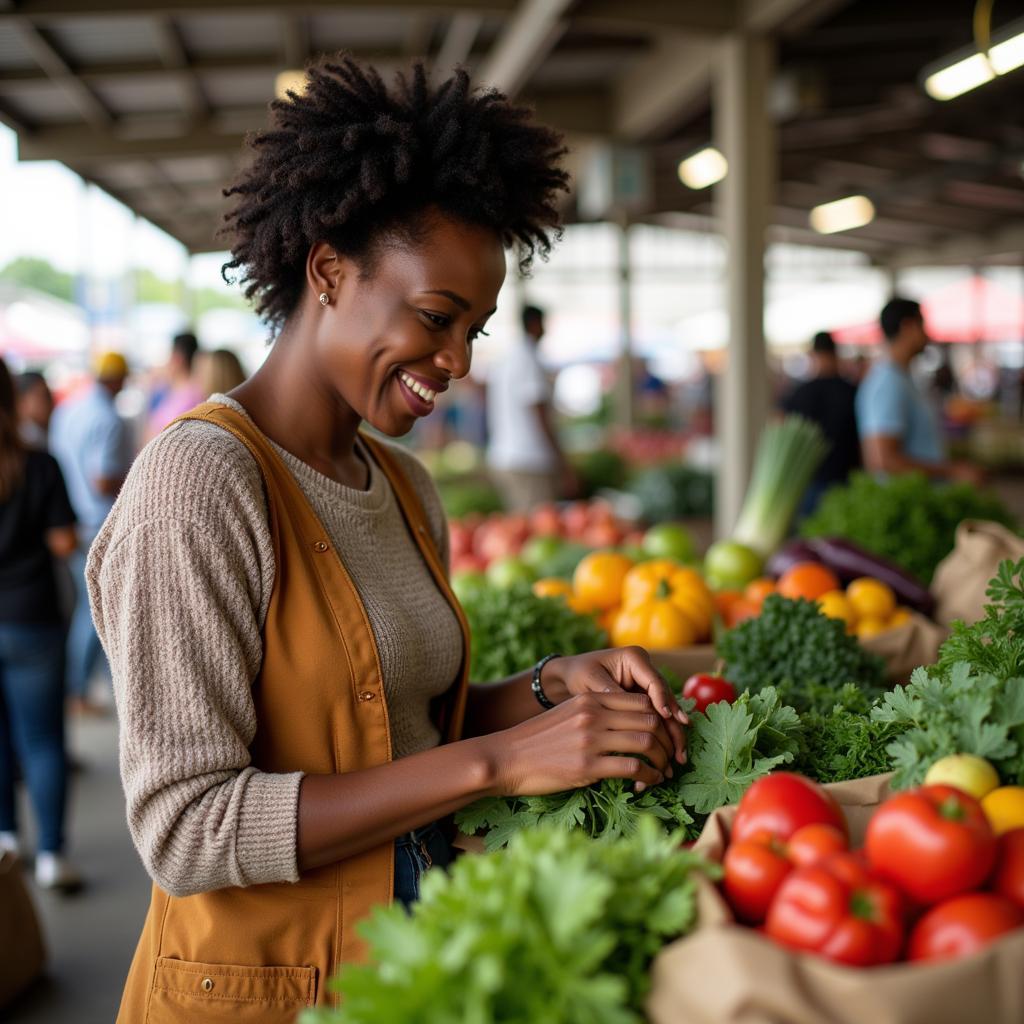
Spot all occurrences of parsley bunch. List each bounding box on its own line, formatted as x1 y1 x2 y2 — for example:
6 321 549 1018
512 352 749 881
801 471 1016 584
305 820 714 1024
463 583 608 683
873 664 1024 789
718 594 886 714
456 688 802 848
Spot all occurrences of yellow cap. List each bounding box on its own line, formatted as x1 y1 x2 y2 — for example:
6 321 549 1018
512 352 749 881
94 351 129 380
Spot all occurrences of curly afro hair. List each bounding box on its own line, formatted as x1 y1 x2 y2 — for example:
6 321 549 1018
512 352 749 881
221 55 570 332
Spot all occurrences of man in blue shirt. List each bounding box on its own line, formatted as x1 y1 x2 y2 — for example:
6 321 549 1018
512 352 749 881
856 297 982 486
51 352 131 713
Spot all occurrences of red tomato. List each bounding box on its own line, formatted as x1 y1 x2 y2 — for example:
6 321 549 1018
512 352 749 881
765 852 906 966
992 829 1024 911
732 773 849 845
723 836 792 924
908 892 1024 962
723 823 849 924
681 674 737 715
787 823 849 868
865 785 997 905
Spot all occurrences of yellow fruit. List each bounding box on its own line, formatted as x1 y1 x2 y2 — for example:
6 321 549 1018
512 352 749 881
817 590 855 627
532 578 573 600
982 787 1024 836
610 601 697 649
620 560 714 640
572 551 633 612
855 617 888 639
924 754 1000 800
888 606 912 628
847 577 897 622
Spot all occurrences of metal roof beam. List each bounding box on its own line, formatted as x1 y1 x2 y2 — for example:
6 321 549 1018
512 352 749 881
887 222 1024 268
152 16 209 118
433 11 482 77
576 0 739 33
2 1 516 17
9 16 113 126
478 0 571 97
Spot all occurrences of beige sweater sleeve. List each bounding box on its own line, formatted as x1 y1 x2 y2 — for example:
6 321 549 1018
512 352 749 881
87 422 303 897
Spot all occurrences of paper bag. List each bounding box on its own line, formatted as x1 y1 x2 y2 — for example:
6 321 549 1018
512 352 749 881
931 520 1024 628
647 774 1024 1024
0 852 46 1007
650 645 719 683
860 612 947 683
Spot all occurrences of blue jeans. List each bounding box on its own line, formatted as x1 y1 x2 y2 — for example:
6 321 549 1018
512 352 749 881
66 548 107 699
393 821 452 909
0 623 68 853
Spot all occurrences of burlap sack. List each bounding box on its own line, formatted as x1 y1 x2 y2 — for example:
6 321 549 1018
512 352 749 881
931 520 1024 628
0 852 46 1007
860 612 947 683
647 774 1024 1024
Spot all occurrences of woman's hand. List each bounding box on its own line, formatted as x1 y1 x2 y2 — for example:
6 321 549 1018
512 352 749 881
543 647 688 766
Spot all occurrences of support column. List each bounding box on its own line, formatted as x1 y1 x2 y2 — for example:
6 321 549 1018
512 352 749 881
615 218 634 429
713 33 775 538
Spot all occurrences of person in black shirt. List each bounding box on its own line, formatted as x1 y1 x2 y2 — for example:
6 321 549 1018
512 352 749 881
781 331 860 516
0 358 81 891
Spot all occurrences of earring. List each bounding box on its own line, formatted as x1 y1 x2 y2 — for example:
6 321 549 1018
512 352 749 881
318 292 329 306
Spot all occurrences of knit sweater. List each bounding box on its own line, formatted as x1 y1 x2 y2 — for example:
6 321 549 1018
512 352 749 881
87 395 462 897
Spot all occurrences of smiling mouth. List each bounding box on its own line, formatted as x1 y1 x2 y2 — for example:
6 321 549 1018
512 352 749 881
398 370 437 404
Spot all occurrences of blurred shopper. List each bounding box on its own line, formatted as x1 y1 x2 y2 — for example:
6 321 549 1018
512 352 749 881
780 331 860 515
486 304 578 511
195 348 247 398
51 352 130 714
16 370 54 450
0 357 81 890
146 331 203 439
857 298 982 485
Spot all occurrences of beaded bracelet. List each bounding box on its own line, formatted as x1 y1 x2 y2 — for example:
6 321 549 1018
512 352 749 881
531 653 561 710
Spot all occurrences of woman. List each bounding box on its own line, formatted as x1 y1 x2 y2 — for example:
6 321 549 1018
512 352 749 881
88 57 687 1021
0 358 80 891
195 347 247 398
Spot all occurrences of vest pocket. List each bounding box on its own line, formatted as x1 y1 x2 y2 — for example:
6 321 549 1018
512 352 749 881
147 957 317 1023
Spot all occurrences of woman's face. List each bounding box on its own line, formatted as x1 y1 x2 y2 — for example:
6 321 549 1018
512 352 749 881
310 213 506 437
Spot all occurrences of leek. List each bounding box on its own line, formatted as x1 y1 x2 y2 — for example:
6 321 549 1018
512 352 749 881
731 415 829 558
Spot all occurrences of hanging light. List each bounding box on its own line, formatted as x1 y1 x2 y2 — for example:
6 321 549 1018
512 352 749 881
922 16 1024 100
809 195 876 234
275 70 308 99
677 147 728 190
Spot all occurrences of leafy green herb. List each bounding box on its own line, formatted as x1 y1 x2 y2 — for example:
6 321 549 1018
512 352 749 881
304 820 715 1024
794 684 904 785
718 594 886 714
801 471 1016 584
463 582 607 683
456 688 802 847
872 663 1024 789
938 557 1024 681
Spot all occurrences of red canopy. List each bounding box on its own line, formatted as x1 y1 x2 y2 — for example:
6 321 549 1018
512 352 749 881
832 275 1024 346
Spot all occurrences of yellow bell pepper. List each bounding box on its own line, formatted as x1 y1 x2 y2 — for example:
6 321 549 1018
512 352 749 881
620 560 714 640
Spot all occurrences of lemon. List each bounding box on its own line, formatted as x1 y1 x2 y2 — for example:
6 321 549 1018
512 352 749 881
982 786 1024 836
847 577 897 622
855 616 888 639
817 589 855 627
888 606 912 629
924 754 1000 800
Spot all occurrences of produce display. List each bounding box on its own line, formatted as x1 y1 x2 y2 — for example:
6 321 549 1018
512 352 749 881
801 471 1017 584
717 773 1024 968
305 820 714 1024
625 463 713 523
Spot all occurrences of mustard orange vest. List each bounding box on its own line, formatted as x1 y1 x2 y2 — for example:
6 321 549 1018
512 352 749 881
117 404 470 1023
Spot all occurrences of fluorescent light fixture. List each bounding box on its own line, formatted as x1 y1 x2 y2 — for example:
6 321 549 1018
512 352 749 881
275 70 307 100
923 20 1024 100
677 147 728 190
810 195 876 234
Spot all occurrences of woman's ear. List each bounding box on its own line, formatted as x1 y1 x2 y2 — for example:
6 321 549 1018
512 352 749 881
306 241 342 303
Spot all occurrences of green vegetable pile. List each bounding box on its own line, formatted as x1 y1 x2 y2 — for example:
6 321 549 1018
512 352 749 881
463 583 607 683
436 478 503 519
801 471 1016 584
304 820 713 1024
456 688 802 847
626 463 713 523
717 594 887 713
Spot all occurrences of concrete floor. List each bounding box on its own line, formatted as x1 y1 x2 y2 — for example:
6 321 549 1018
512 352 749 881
6 713 150 1024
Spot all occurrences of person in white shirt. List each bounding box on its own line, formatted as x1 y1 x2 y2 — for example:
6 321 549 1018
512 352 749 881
486 305 578 511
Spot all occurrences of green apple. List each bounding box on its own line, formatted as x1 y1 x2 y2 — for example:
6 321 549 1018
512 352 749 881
642 523 695 563
520 535 565 571
704 540 763 589
486 556 537 590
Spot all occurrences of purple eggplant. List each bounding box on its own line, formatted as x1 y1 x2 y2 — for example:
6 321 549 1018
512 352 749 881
806 537 934 616
766 539 821 581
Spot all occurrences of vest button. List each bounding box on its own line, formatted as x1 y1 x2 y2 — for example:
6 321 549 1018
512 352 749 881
358 690 375 702
313 540 329 553
201 978 214 992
